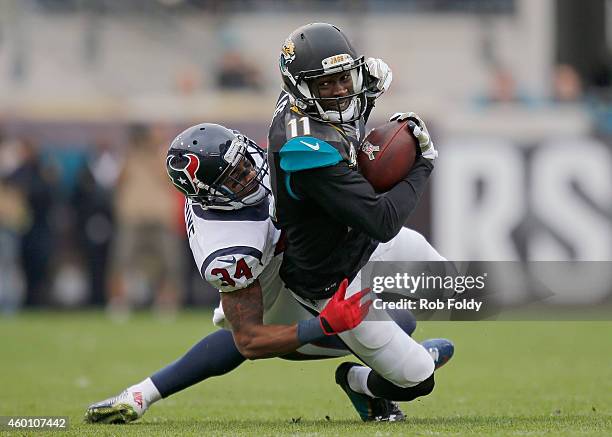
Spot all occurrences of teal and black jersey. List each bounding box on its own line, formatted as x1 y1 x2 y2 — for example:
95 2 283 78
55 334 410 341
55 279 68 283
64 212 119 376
268 92 434 300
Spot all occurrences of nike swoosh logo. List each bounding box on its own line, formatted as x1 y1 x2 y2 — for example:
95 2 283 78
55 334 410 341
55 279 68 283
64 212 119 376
219 256 236 264
299 140 320 151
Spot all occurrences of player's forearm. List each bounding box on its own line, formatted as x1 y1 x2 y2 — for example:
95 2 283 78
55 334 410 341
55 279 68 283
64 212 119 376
221 281 303 360
295 159 432 242
341 157 432 242
375 156 434 240
230 279 371 359
232 324 302 360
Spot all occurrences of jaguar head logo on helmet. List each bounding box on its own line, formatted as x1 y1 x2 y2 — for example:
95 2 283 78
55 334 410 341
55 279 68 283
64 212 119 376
166 123 269 210
280 38 296 65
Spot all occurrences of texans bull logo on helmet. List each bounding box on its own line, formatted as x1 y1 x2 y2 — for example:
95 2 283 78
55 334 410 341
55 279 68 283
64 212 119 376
166 153 203 196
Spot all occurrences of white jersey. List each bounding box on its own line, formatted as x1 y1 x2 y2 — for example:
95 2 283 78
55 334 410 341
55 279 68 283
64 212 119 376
185 194 283 293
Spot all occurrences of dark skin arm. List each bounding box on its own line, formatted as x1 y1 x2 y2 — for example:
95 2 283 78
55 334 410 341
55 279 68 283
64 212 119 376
220 279 301 360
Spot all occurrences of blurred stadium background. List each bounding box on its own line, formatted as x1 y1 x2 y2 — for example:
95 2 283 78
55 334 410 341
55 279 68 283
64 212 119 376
0 0 610 313
0 2 611 435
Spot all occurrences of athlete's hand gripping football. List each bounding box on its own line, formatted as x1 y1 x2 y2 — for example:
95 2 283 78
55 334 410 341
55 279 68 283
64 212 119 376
389 112 438 162
318 279 372 335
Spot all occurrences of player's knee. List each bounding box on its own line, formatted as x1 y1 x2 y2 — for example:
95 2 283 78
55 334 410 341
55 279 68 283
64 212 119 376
391 344 435 388
411 372 435 397
409 344 436 383
368 371 435 402
397 369 435 398
421 372 435 396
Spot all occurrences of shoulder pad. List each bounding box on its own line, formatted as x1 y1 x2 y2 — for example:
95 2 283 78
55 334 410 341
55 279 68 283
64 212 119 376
279 136 342 172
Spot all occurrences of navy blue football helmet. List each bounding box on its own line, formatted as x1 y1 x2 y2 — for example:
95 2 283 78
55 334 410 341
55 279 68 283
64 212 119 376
166 123 269 210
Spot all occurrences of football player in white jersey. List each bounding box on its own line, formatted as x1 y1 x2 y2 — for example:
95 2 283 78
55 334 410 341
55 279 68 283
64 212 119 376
85 123 452 424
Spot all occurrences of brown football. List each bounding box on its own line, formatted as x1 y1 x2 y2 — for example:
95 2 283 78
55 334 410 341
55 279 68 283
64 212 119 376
358 119 417 192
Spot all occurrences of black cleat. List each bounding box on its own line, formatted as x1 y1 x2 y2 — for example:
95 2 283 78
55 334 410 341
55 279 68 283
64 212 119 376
335 362 405 422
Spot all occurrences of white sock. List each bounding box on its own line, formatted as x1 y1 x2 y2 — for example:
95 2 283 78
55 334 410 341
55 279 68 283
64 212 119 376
347 366 375 398
130 377 162 406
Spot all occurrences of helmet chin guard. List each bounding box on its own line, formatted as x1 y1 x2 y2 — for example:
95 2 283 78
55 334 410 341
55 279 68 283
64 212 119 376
317 95 360 123
202 177 268 211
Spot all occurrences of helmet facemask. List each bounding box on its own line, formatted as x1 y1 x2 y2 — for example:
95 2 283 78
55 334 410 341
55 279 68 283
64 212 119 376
196 135 269 210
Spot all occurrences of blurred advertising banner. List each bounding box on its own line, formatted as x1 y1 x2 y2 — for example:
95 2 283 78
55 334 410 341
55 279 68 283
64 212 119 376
433 137 612 262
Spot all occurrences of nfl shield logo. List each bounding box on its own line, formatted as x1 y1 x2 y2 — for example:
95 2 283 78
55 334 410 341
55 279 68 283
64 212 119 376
361 141 380 161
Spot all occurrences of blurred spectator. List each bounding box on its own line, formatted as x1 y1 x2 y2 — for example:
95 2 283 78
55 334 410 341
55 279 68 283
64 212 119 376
489 66 518 102
474 64 533 107
552 64 583 103
0 131 27 314
215 51 263 91
72 139 121 307
486 65 531 104
175 64 202 96
8 139 59 307
109 123 182 317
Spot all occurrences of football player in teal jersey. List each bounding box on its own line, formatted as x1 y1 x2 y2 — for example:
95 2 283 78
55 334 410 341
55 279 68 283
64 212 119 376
268 23 451 421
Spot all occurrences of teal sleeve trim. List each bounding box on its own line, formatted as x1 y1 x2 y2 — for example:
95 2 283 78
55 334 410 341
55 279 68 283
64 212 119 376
285 173 300 200
279 136 342 172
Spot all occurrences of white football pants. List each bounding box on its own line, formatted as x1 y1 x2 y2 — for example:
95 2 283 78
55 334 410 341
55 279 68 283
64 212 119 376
291 227 446 386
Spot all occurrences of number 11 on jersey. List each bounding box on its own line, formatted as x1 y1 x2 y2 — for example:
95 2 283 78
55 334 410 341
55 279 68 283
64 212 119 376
288 117 311 138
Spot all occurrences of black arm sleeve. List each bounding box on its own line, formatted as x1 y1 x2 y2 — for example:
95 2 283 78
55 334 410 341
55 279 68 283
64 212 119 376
291 156 434 243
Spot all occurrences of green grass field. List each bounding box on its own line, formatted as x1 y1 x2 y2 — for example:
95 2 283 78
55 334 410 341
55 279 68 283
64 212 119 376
0 311 611 436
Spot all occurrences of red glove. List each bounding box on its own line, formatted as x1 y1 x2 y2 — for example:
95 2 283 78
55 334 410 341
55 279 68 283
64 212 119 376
318 279 372 335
